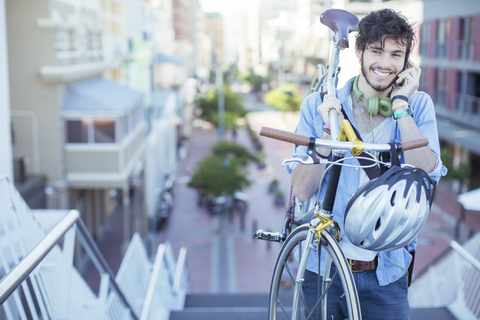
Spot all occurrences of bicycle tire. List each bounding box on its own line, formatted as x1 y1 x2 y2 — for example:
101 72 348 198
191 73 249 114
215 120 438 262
268 224 361 320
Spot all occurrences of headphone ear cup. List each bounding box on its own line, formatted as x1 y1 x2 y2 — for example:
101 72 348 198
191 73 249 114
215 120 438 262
379 98 393 117
367 96 379 116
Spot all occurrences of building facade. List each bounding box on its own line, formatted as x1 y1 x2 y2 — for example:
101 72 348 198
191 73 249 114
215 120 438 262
5 0 189 248
419 0 480 191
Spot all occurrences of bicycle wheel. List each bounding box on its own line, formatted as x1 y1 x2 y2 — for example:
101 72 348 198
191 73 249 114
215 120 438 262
268 224 361 320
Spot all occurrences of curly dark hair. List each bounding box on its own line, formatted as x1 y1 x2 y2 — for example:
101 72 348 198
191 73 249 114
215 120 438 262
356 9 416 54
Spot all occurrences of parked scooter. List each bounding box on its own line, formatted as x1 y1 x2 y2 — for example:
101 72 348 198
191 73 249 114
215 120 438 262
203 191 248 216
233 190 248 214
155 175 175 231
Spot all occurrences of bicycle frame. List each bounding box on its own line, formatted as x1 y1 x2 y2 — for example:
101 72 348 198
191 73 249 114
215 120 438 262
290 34 353 320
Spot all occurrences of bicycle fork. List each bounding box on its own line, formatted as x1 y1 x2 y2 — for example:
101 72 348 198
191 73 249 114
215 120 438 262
292 229 316 319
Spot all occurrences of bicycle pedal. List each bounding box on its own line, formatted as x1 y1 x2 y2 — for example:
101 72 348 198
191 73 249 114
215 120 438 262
253 229 284 242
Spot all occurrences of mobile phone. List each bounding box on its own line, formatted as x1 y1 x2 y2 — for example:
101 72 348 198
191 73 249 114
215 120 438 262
397 51 410 86
402 51 410 71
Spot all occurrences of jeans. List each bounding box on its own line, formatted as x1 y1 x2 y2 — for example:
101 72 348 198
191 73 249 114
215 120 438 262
302 268 409 320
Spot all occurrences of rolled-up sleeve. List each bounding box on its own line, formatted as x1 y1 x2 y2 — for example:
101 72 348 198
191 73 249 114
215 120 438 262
285 92 323 174
404 92 447 182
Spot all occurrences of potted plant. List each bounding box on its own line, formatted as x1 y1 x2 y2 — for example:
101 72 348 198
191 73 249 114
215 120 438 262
274 189 285 207
269 178 279 193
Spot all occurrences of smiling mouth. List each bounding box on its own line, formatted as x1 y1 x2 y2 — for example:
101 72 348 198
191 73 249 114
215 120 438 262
372 69 392 78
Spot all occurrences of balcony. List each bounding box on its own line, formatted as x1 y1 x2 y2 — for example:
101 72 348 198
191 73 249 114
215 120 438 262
62 77 146 188
435 41 449 59
456 93 480 121
65 123 147 188
456 40 475 61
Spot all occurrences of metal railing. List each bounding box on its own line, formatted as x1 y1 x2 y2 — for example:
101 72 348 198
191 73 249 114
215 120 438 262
0 210 79 305
409 232 480 320
0 175 190 319
456 40 475 61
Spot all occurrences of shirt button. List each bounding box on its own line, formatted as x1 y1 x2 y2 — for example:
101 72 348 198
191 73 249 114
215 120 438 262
355 168 359 171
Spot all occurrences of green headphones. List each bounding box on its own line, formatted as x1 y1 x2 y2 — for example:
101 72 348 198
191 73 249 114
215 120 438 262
352 75 393 117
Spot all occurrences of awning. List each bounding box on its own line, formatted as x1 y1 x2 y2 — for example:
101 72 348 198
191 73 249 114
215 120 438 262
62 78 144 116
458 188 480 212
156 53 184 65
305 56 325 67
436 116 480 156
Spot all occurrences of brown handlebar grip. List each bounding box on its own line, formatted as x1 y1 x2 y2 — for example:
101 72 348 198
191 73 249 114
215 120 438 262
259 127 310 146
400 138 429 151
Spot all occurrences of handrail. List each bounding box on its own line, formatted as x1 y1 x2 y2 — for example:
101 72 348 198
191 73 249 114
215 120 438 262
76 217 139 320
173 247 188 294
450 240 480 271
140 244 166 320
0 210 79 305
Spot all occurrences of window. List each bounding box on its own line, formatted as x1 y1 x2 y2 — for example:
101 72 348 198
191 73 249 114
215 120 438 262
94 120 115 143
67 120 89 143
67 119 117 144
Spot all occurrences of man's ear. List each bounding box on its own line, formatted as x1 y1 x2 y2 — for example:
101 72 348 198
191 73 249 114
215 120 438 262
355 48 362 60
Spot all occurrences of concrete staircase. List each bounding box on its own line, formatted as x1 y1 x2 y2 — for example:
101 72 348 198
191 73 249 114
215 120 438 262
170 293 457 320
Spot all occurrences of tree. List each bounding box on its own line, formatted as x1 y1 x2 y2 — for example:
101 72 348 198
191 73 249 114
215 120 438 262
440 147 472 191
211 141 259 167
264 83 303 112
238 68 264 92
196 86 247 129
188 154 250 197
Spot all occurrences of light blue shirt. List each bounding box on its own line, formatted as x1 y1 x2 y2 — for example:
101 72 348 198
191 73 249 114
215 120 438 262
285 76 447 286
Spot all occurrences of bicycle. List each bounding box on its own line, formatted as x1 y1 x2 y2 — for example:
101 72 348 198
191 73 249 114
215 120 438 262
253 8 430 320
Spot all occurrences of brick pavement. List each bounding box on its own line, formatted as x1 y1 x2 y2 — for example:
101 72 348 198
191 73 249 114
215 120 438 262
152 112 300 293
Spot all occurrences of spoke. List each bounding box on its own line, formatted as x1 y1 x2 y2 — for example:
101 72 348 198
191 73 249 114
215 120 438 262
277 298 292 320
305 269 340 320
284 260 295 283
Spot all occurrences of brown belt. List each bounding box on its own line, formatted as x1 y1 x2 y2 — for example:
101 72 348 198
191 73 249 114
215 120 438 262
347 257 378 272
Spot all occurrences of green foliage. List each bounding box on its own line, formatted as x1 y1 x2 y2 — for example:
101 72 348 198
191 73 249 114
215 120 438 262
196 86 246 128
264 83 303 112
212 141 259 165
238 69 264 91
187 154 250 197
441 147 472 184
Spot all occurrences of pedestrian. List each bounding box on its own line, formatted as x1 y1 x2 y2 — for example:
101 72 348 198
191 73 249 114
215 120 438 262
285 8 447 319
232 128 237 141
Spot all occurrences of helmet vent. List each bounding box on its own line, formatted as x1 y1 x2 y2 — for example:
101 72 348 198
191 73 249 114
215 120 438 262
390 191 396 206
375 218 381 231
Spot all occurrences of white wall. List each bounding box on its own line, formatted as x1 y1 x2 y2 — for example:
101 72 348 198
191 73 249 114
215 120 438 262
0 0 12 180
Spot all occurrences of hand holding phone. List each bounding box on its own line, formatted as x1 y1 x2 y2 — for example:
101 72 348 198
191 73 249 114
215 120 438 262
391 55 421 99
397 52 410 86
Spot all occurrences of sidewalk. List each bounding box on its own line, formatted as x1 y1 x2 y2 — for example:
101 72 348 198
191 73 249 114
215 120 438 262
152 111 300 293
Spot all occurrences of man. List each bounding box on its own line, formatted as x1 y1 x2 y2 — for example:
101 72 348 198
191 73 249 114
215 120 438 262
285 9 447 319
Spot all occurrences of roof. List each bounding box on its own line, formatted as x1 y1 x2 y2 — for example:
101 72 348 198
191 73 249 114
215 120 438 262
156 53 184 65
436 116 480 155
458 188 480 212
62 78 144 116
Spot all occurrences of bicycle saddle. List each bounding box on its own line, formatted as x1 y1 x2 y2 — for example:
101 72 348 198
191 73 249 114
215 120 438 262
320 9 359 48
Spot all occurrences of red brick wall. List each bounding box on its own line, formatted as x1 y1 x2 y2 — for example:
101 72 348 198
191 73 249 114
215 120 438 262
425 67 436 97
474 14 480 61
446 68 458 110
449 17 460 59
429 20 438 58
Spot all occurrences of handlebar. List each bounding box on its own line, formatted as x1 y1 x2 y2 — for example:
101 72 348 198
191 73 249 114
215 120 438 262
258 126 428 153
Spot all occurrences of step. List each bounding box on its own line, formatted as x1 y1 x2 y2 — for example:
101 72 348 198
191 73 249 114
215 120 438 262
170 293 457 320
169 293 270 320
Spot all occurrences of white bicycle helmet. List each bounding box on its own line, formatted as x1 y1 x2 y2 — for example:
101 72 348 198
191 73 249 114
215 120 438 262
344 166 436 251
